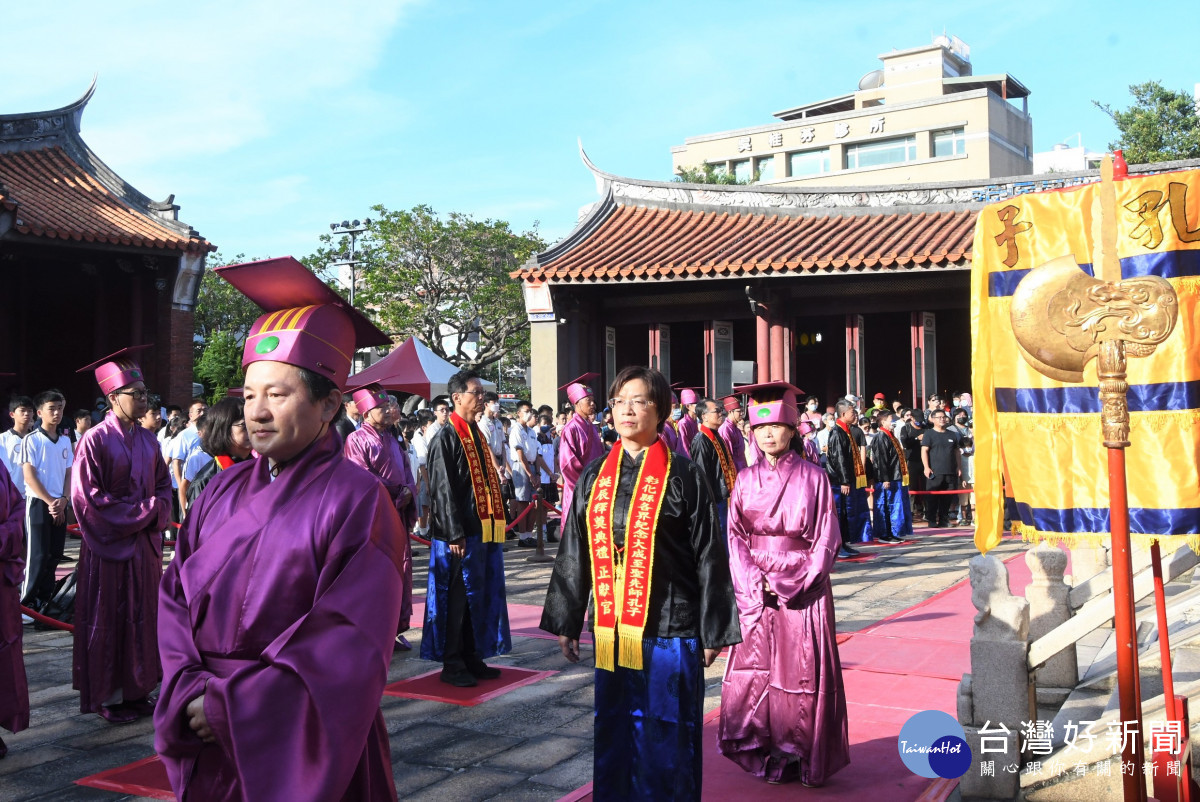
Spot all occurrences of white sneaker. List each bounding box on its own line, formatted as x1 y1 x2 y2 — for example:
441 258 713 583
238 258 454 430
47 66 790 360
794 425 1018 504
21 614 33 624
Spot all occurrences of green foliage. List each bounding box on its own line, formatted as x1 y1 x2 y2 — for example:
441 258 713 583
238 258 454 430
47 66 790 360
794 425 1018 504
673 164 760 185
1094 81 1200 164
305 205 543 372
192 251 262 400
194 329 244 404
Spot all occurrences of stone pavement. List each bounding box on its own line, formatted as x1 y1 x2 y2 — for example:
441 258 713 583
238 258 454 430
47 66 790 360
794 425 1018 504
0 526 1027 800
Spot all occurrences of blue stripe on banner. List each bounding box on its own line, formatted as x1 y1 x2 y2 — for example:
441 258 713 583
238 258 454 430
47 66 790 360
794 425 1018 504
1015 503 1200 536
996 381 1200 414
988 249 1200 297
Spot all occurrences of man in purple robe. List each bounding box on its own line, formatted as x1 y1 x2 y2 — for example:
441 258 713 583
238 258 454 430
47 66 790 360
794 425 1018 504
345 382 417 644
718 394 748 472
71 346 172 724
556 373 604 523
0 452 28 756
155 257 403 801
719 381 850 787
676 387 700 458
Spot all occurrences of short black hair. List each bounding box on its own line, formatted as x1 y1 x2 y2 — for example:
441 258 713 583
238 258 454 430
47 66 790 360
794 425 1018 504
698 397 720 417
516 400 532 414
201 397 245 457
416 409 435 426
537 404 553 417
166 405 182 416
8 395 33 414
74 409 91 423
608 366 671 428
297 367 340 403
33 389 65 408
190 397 207 408
835 399 855 416
483 390 499 403
447 369 480 397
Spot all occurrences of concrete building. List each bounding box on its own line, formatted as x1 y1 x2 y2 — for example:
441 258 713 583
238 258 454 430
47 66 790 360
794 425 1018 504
671 35 1032 189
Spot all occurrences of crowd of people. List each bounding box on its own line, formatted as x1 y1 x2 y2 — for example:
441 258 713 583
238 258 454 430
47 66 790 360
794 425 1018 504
0 256 977 799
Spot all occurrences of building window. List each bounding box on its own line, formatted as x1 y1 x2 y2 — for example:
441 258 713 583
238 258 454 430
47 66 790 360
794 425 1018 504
788 148 831 177
732 159 752 182
707 161 729 178
844 135 917 169
932 128 966 157
755 156 775 181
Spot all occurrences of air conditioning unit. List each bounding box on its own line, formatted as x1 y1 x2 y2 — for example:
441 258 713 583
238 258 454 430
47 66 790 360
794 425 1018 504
732 360 756 385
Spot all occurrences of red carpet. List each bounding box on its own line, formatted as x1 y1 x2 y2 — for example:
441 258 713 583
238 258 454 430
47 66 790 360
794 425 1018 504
383 666 556 706
75 755 174 800
558 546 1057 802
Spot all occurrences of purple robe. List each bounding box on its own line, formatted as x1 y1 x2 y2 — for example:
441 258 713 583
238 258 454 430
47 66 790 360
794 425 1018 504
155 430 403 802
661 421 685 457
677 414 698 458
70 412 172 713
345 424 416 632
718 450 850 786
0 460 28 734
557 412 604 520
718 418 748 472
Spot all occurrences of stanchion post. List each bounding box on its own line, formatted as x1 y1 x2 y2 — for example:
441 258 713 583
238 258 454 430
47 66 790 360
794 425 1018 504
527 490 555 564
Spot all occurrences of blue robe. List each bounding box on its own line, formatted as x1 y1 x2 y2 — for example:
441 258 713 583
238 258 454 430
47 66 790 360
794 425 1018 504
872 484 914 539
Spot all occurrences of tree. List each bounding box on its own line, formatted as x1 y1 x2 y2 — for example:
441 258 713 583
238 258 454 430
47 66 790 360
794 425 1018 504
192 252 263 403
673 164 759 185
305 205 543 372
1095 81 1200 164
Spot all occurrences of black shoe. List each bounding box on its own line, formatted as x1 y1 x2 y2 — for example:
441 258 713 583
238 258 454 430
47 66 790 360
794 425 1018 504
877 535 902 543
467 661 502 680
439 668 478 688
837 547 859 559
123 697 156 718
517 537 537 548
841 544 861 556
97 705 138 724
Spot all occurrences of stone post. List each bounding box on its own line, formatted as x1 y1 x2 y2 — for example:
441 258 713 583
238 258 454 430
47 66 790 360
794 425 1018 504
1069 541 1109 592
958 554 1031 801
1025 543 1078 690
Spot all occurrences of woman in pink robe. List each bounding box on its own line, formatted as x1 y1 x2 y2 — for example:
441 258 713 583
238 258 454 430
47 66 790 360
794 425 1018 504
718 381 850 787
0 459 28 755
344 384 416 640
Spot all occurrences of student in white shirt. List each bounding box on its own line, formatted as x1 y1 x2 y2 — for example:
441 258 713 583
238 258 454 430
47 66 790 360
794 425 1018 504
19 390 73 610
0 396 35 500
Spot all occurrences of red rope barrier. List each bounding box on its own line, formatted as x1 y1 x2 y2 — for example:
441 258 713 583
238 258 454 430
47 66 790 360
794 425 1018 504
20 605 74 632
410 531 431 546
504 498 538 532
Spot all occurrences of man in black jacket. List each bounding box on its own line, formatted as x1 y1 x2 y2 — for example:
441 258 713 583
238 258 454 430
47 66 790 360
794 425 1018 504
421 369 511 687
825 400 865 558
688 398 736 532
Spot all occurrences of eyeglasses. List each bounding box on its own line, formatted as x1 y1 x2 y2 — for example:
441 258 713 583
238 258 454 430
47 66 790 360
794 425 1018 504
457 389 485 397
115 389 151 401
609 397 655 411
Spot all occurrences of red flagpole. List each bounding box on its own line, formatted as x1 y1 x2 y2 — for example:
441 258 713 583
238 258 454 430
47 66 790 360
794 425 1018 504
1108 447 1147 802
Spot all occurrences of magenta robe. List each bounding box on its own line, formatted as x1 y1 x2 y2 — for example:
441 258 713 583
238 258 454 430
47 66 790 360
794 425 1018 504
70 412 172 713
677 414 698 458
661 421 685 457
155 430 403 802
344 424 416 632
718 418 748 472
0 460 28 734
718 450 850 786
557 413 604 519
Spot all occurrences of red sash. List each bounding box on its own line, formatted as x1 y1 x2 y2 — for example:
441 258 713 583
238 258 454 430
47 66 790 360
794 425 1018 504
450 412 505 542
837 420 868 490
700 425 736 495
586 438 671 671
214 455 235 471
883 430 909 486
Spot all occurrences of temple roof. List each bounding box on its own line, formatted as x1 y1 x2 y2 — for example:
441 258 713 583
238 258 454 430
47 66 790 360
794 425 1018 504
0 81 214 254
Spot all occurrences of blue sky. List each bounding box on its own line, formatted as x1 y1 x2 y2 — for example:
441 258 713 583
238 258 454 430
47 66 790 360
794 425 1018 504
1 1 1196 261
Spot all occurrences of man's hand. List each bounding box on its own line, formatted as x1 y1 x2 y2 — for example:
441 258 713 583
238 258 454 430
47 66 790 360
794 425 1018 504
397 486 413 509
882 481 892 490
558 635 580 663
925 467 934 478
186 695 216 743
449 538 466 558
703 648 720 667
839 484 850 495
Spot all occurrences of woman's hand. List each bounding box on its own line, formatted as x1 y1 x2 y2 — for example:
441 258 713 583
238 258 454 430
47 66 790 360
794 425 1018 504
187 695 216 743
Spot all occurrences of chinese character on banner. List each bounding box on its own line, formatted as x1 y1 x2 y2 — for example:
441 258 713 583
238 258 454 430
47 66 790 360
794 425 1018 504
1095 760 1112 777
1073 762 1087 777
1020 720 1054 755
1142 760 1157 777
1148 720 1182 753
980 761 995 777
979 721 1011 753
1062 720 1098 751
737 136 752 153
798 127 816 143
834 122 850 139
1002 763 1020 774
1121 760 1136 776
768 132 782 148
1167 760 1182 777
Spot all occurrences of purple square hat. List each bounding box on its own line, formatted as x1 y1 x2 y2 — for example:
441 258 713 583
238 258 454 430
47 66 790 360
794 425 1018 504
739 381 806 427
348 382 390 415
214 257 390 388
76 345 153 395
559 372 600 405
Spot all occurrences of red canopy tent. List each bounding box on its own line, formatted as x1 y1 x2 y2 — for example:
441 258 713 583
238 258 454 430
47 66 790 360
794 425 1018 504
347 336 495 401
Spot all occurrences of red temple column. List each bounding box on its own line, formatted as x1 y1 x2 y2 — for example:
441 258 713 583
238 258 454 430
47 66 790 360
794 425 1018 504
756 310 770 384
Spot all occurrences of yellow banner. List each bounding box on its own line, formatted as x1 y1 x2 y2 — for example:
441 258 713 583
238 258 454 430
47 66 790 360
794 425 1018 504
971 167 1200 555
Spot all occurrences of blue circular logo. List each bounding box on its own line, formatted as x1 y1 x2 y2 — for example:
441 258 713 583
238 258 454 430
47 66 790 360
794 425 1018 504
898 710 972 779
